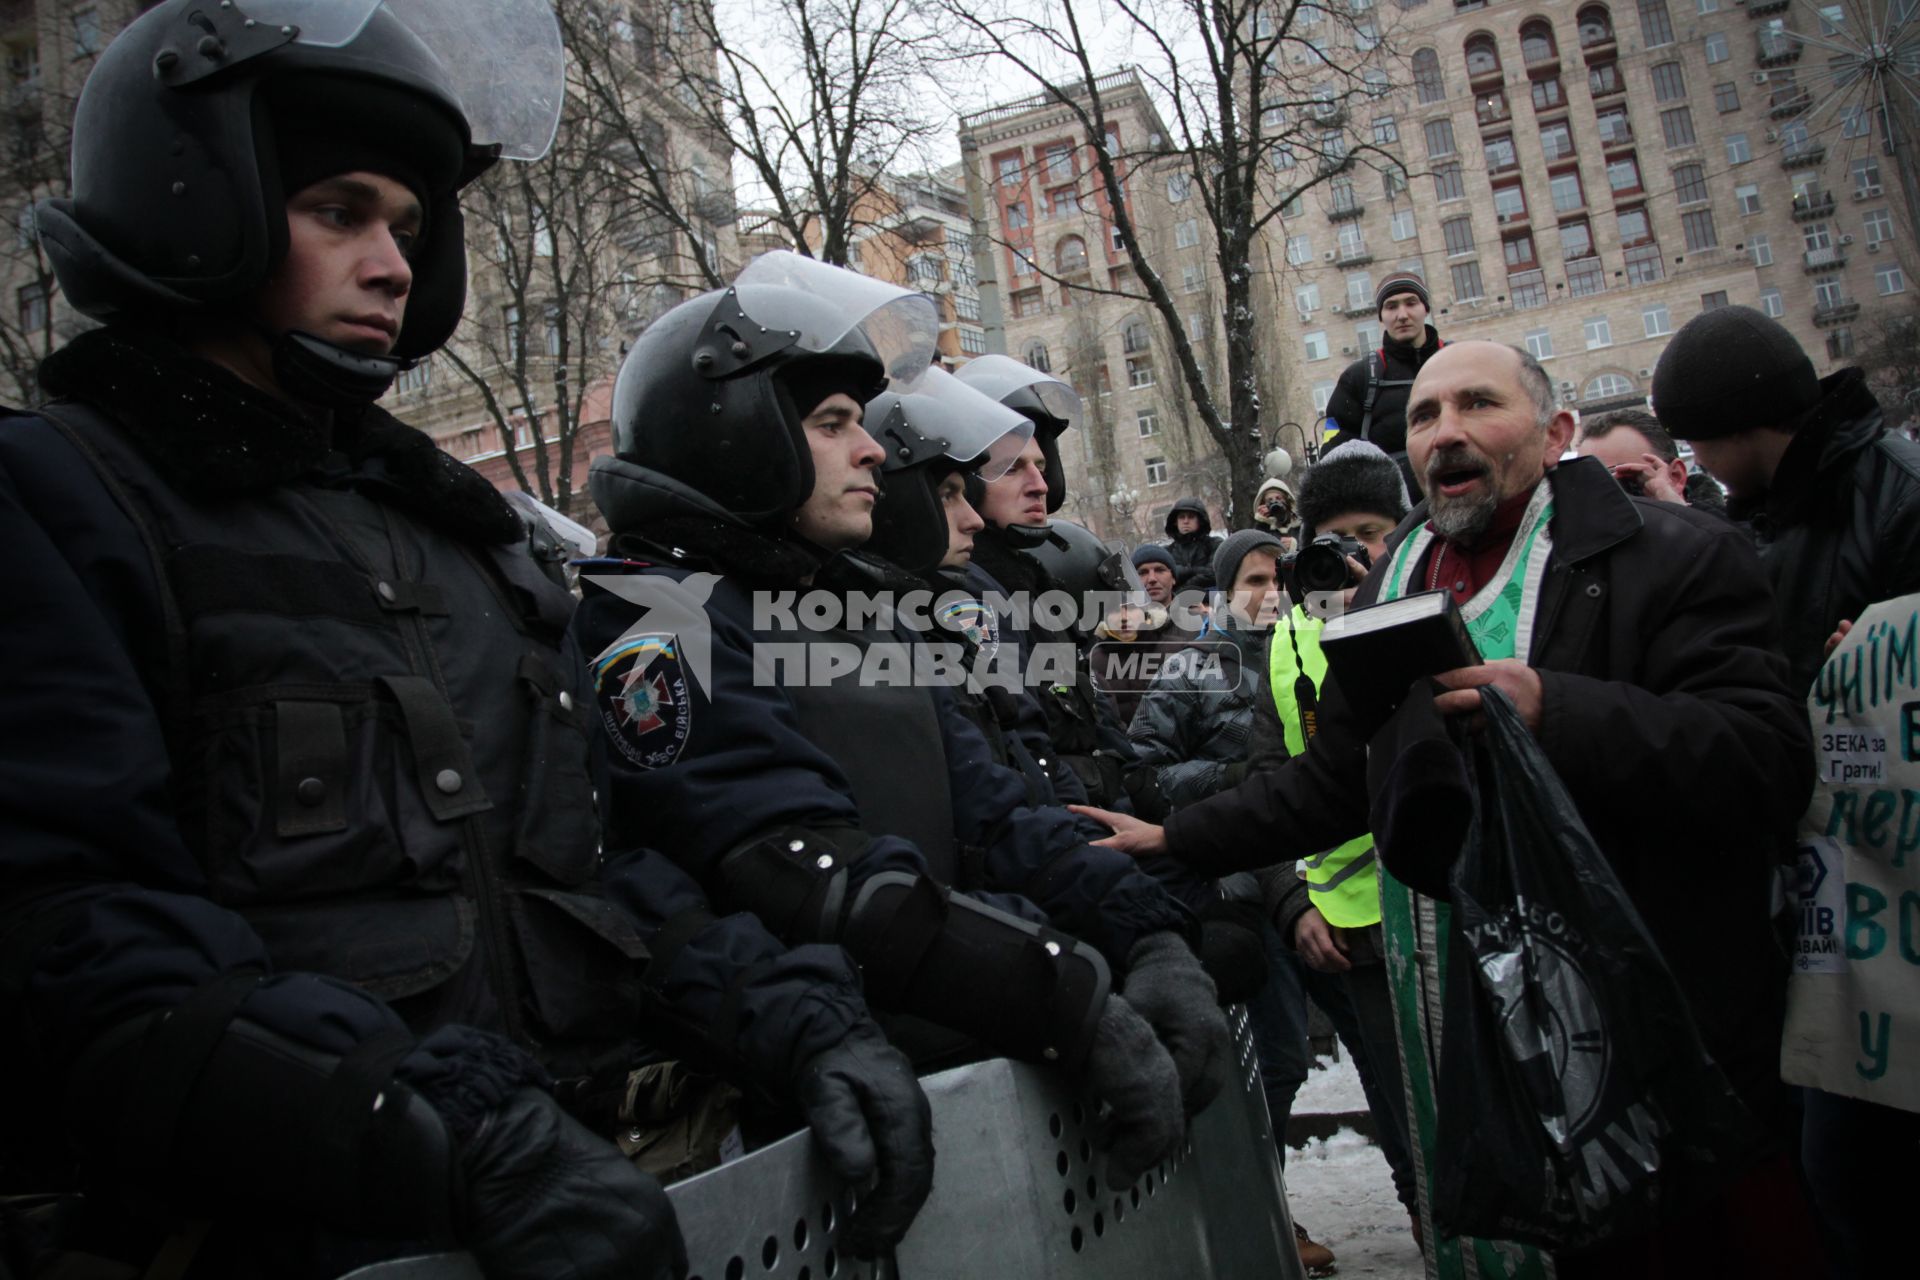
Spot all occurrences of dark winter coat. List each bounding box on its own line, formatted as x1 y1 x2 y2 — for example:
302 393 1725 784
0 330 850 1270
1127 620 1266 810
1162 456 1813 1124
1323 324 1444 460
1162 497 1221 583
1731 368 1920 694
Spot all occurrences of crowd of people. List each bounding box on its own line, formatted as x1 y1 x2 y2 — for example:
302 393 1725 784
2 5 1916 1280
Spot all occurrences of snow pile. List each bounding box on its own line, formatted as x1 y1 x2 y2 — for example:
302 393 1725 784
1285 1054 1425 1279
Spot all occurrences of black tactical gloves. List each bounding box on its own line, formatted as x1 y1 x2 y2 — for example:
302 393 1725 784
1121 932 1232 1116
455 1087 688 1280
1081 995 1186 1189
794 1024 935 1257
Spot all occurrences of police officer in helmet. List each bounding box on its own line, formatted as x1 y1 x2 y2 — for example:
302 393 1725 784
580 256 1229 1192
0 4 755 1276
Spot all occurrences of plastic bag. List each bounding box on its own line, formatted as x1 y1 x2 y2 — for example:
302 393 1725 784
1431 690 1761 1251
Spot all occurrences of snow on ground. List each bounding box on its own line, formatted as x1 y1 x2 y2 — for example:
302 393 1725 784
1285 1055 1427 1280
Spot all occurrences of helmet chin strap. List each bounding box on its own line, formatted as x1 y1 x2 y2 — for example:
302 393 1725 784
270 330 412 409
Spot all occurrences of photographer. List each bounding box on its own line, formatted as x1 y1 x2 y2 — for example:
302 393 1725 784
1253 476 1298 547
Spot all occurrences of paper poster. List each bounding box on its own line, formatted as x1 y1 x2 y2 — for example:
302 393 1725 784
1782 594 1920 1114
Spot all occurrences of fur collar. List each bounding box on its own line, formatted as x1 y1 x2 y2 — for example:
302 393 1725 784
39 328 524 545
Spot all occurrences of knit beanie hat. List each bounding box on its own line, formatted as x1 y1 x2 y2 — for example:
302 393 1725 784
1297 440 1412 530
1212 528 1287 591
1650 305 1821 440
1375 273 1430 318
1131 543 1176 572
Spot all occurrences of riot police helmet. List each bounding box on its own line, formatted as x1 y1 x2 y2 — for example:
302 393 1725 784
953 354 1084 515
1026 520 1148 636
35 0 564 403
864 367 1033 573
607 252 939 528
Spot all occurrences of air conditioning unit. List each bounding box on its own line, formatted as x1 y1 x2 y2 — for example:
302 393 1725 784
1324 250 1338 261
1341 345 1356 355
1870 242 1883 253
1637 368 1653 378
1840 234 1856 245
1297 309 1314 323
1558 379 1575 390
1764 129 1780 142
1751 71 1769 84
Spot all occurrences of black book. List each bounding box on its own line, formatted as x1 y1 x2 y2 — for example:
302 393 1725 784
1319 589 1483 725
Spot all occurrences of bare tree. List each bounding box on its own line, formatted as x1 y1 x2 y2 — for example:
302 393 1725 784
0 54 92 407
950 0 1399 522
1852 301 1920 429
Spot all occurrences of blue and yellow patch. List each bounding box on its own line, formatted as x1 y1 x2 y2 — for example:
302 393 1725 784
592 633 693 769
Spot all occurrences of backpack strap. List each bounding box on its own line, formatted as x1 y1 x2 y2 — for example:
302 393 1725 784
1359 349 1384 440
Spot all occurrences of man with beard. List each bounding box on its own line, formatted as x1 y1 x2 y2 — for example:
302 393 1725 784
1070 341 1819 1278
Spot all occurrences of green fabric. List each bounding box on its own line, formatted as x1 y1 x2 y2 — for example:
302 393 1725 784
1374 494 1558 1279
1268 605 1380 928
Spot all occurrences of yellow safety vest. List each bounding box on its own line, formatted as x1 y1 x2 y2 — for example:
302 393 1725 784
1268 605 1380 928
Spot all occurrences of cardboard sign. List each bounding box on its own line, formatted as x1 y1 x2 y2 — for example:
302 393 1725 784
1782 594 1920 1114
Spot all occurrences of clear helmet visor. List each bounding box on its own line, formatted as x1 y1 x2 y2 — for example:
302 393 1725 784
225 0 565 159
734 252 940 393
885 367 1035 482
953 353 1084 431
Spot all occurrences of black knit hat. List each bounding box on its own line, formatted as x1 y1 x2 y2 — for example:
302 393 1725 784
1132 543 1176 572
1375 273 1430 318
1212 528 1287 590
1297 440 1411 530
1651 304 1821 440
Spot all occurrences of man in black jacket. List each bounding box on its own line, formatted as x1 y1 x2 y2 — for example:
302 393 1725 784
1323 273 1444 469
1074 341 1821 1277
1653 304 1920 695
1161 496 1222 584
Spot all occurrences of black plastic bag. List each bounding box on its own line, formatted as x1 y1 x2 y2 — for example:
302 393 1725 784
1430 690 1761 1252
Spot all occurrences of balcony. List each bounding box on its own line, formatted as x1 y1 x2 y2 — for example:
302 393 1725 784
1781 144 1826 167
1770 90 1812 118
1327 199 1366 223
1756 37 1803 68
1588 67 1624 98
1792 190 1837 220
1599 125 1634 152
1475 93 1512 126
1803 246 1850 272
1813 299 1861 326
1334 246 1375 267
1495 208 1531 229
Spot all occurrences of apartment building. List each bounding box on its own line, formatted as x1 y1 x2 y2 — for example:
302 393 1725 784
838 163 990 370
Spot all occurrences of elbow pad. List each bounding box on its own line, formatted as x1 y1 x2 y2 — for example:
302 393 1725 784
713 825 867 942
844 873 1111 1073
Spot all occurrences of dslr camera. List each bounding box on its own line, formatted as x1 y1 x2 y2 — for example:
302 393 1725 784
1292 532 1371 595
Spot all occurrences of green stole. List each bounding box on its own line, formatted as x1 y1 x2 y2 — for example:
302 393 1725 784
1375 481 1557 1280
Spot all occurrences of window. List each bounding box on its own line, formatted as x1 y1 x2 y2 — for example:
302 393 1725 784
1804 221 1833 252
959 326 988 356
1137 408 1160 437
1732 183 1760 216
1570 257 1607 296
1005 201 1029 229
1355 22 1379 51
1584 315 1613 348
1056 236 1088 273
1304 330 1330 360
1296 283 1321 315
1815 275 1846 309
1878 264 1907 296
1339 223 1367 257
1725 133 1750 165
14 281 45 334
1270 143 1297 171
1424 118 1457 158
1596 106 1631 147
1642 304 1672 337
1355 321 1383 350
1391 210 1418 241
1313 381 1337 414
1818 4 1846 34
70 8 101 56
1828 328 1855 360
953 292 981 322
1443 216 1476 256
1625 243 1664 283
1713 82 1740 113
1578 5 1614 46
1842 106 1871 139
1761 288 1783 317
1698 0 1718 11
906 254 943 288
1673 163 1709 204
1701 290 1730 311
1414 49 1447 104
1347 272 1374 310
1607 154 1643 195
1175 219 1200 249
1618 208 1652 246
1864 208 1894 244
1660 107 1696 148
1549 172 1586 215
1521 20 1557 63
1451 260 1485 300
1127 356 1155 388
1374 115 1399 144
1465 35 1501 78
1853 156 1884 196
1181 265 1204 293
1560 220 1595 261
1541 123 1575 163
1511 268 1548 309
1638 0 1675 46
1109 223 1126 253
1493 183 1528 223
1484 135 1518 173
1433 162 1465 202
503 305 523 359
1525 328 1554 359
997 154 1023 187
1145 456 1170 486
1651 62 1687 102
1046 143 1074 183
1287 234 1313 266
1024 340 1052 372
1504 232 1538 268
1704 32 1729 63
1750 234 1772 266
1050 187 1079 218
1532 76 1566 111
1009 287 1042 318
1587 372 1636 398
1010 246 1036 277
393 356 432 394
1590 60 1623 95
1168 173 1193 203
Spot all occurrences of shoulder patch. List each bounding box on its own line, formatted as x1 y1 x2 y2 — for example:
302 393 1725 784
938 596 1000 663
592 634 694 769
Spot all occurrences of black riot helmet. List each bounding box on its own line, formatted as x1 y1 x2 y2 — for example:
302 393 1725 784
1026 520 1148 637
864 367 1033 574
954 354 1085 515
35 0 564 403
605 251 939 528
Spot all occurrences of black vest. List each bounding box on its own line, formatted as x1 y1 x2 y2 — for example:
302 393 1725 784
43 401 644 1076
